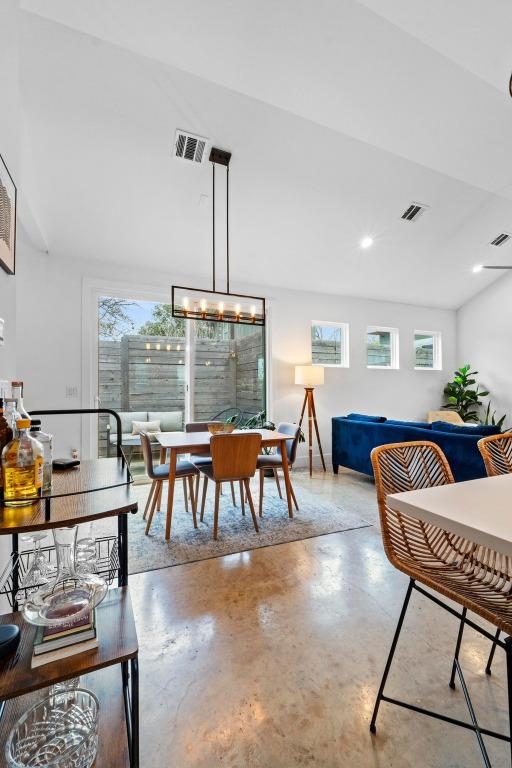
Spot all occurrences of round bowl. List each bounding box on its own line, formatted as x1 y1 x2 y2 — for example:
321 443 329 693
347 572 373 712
207 423 235 434
6 688 99 768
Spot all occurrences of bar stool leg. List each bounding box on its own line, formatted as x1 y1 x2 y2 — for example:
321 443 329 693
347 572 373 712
506 636 512 764
485 628 501 675
370 579 414 734
449 608 466 689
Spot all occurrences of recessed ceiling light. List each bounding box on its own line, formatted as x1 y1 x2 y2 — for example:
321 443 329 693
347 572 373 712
472 265 483 273
360 236 373 249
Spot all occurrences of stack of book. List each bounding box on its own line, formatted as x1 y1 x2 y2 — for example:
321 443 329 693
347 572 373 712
31 608 98 668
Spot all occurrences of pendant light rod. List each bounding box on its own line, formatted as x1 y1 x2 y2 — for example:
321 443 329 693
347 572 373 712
209 146 232 293
212 161 216 292
226 164 230 294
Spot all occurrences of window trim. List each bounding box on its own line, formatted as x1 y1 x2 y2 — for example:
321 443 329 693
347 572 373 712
366 325 399 370
311 320 349 368
414 329 442 371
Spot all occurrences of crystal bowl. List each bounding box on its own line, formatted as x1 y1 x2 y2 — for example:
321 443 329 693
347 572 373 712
6 688 99 768
22 575 107 627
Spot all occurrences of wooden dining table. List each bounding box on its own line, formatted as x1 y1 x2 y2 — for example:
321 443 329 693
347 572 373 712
156 429 296 539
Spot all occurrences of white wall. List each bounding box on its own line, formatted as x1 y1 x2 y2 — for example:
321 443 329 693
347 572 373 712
457 272 512 426
0 0 20 380
16 248 456 463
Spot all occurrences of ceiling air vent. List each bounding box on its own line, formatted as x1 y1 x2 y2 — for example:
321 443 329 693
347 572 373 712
490 232 511 247
173 130 208 164
401 202 429 222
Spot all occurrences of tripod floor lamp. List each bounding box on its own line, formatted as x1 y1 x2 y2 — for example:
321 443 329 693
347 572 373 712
295 365 326 477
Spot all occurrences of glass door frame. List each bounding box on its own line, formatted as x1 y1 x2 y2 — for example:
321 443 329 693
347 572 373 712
82 278 271 459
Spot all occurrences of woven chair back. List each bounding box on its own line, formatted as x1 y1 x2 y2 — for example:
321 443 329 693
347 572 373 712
478 433 512 477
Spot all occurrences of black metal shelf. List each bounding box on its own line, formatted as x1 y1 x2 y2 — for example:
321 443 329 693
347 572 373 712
0 536 119 609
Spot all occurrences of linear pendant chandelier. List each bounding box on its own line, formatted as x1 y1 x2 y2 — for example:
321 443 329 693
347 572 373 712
171 147 265 326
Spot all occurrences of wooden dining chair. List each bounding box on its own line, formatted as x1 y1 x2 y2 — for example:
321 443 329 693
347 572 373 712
198 432 262 540
140 431 199 536
370 441 512 763
256 422 300 516
186 421 237 507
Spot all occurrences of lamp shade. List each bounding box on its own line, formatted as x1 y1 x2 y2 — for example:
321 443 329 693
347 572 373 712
295 365 324 387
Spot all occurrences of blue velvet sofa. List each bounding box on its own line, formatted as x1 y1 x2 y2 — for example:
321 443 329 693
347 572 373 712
332 414 500 482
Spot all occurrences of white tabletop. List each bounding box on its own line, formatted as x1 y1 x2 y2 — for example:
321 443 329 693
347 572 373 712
387 473 512 557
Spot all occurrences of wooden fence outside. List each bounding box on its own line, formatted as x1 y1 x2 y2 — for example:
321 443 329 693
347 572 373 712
98 331 264 455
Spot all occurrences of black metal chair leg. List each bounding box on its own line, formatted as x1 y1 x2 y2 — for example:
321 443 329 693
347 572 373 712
370 578 414 734
449 608 467 689
505 636 512 765
486 628 501 675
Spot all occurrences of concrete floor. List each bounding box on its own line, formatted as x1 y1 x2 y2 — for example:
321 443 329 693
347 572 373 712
129 469 510 767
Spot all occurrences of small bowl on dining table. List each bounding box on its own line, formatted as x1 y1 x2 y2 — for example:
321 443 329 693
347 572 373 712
207 423 235 435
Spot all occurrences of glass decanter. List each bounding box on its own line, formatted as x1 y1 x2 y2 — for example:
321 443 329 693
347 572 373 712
22 526 107 627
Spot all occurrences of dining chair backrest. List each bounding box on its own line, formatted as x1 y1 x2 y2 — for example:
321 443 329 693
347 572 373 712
276 422 301 465
478 433 512 477
139 431 156 479
371 441 455 569
185 421 223 433
210 433 262 482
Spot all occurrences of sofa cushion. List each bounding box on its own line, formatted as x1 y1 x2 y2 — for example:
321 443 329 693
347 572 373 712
386 419 431 430
132 419 160 435
109 411 147 435
346 413 386 423
148 411 183 432
432 421 501 437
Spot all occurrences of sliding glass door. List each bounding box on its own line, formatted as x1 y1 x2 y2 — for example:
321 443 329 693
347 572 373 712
97 296 265 473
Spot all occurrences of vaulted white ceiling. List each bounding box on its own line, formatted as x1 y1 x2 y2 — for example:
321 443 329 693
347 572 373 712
17 0 512 308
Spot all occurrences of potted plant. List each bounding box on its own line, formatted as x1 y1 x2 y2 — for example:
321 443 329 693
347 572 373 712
442 364 489 423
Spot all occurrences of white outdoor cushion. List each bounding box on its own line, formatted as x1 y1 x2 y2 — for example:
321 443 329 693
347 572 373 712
109 411 147 435
132 419 160 436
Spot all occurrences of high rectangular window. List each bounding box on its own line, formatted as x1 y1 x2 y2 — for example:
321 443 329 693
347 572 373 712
367 326 399 369
311 321 349 367
414 331 442 370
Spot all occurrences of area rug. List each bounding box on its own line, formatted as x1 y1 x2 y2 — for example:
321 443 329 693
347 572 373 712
111 478 372 575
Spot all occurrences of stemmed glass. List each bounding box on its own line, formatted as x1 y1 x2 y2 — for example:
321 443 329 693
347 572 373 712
75 522 98 576
19 532 55 589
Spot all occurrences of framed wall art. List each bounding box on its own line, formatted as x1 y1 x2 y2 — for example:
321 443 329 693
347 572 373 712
0 153 16 275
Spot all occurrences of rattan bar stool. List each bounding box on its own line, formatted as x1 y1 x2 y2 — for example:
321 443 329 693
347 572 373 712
370 441 512 766
477 432 512 676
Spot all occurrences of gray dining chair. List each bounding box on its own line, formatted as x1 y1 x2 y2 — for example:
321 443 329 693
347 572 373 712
256 422 300 515
140 431 199 536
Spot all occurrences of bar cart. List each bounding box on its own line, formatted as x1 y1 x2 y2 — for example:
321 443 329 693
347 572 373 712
0 409 139 767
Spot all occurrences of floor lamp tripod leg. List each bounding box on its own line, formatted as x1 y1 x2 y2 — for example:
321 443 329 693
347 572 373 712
310 390 326 472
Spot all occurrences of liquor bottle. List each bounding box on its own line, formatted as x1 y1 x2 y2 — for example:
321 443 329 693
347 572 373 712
30 419 53 493
0 398 13 497
2 419 44 507
4 398 20 433
11 381 29 420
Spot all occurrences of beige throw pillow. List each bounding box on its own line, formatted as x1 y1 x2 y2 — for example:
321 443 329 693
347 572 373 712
131 419 161 436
